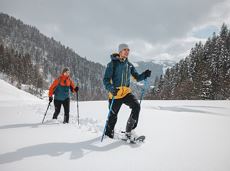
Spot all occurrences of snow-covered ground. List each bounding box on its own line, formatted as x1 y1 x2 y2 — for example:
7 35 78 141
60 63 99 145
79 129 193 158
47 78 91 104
0 79 230 171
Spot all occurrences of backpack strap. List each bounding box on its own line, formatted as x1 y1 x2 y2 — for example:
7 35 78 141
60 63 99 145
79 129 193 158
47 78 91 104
53 76 61 93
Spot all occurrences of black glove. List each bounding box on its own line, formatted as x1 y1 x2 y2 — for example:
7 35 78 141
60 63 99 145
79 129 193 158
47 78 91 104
74 86 79 92
143 69 151 78
49 96 53 103
111 88 120 96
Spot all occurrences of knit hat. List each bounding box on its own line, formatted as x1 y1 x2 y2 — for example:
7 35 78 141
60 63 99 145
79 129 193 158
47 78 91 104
118 43 129 52
62 67 70 74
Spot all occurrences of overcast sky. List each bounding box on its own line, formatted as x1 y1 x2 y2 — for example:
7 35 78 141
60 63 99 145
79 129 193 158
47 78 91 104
0 0 230 65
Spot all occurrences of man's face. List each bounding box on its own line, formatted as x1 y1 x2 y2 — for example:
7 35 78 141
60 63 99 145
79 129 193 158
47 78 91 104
119 48 130 59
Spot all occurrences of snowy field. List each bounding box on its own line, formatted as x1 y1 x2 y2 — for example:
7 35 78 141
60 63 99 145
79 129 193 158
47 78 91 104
0 79 230 171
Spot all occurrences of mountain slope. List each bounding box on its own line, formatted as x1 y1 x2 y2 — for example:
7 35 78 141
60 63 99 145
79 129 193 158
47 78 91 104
0 79 40 102
134 61 163 86
0 13 106 100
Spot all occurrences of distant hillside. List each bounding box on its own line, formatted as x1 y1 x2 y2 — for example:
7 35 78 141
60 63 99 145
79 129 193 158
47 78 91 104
0 13 106 100
134 60 175 87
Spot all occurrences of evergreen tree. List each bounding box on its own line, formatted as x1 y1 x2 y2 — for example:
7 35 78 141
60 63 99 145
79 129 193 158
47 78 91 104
148 24 230 100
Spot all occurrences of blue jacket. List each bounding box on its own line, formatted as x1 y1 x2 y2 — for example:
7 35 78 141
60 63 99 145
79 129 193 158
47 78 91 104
103 53 145 99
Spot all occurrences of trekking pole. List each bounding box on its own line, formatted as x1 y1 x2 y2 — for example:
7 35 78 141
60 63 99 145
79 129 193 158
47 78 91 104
42 101 51 124
140 79 148 105
76 91 80 125
101 96 115 142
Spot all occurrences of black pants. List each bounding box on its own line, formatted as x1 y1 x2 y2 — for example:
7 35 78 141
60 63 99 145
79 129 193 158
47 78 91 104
53 98 70 123
106 93 140 133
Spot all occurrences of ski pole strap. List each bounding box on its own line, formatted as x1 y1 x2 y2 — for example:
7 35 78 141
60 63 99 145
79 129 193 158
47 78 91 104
140 79 148 105
101 96 115 142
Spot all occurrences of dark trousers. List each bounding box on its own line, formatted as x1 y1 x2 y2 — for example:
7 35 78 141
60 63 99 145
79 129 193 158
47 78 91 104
106 93 140 133
53 98 70 123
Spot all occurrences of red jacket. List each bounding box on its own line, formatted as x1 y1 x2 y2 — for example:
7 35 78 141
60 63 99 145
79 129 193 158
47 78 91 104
49 74 76 97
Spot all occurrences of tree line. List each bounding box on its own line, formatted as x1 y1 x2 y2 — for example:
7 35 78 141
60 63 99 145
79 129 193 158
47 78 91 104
148 24 230 100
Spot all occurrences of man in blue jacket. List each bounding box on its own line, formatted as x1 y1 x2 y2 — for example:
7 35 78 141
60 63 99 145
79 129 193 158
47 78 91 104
103 43 151 139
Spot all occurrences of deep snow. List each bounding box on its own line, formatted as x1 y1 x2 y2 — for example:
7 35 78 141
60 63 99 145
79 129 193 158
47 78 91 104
0 79 230 171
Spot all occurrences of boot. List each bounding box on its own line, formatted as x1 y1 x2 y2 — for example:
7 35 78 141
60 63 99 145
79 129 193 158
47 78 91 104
105 125 114 139
126 117 136 134
63 115 69 124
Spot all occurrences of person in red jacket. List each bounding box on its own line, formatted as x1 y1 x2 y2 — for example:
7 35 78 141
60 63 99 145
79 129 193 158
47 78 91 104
48 67 79 124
